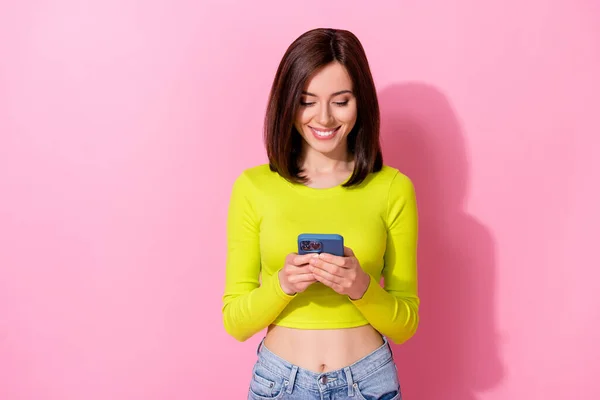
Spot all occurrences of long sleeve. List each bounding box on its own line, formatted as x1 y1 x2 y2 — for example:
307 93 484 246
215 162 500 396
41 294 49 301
350 171 420 344
221 173 295 342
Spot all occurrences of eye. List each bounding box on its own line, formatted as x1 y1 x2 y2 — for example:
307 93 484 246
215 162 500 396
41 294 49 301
300 101 315 107
334 101 349 107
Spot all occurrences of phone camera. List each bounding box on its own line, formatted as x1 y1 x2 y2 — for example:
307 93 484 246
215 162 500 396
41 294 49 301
301 240 322 252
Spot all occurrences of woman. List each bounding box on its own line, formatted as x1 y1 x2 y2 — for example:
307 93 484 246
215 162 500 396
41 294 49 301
223 28 419 400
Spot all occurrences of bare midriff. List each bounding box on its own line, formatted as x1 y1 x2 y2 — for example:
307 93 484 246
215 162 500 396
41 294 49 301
263 324 384 373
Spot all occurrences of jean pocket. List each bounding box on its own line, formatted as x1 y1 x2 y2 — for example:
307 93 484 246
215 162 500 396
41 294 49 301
354 360 401 400
248 363 286 400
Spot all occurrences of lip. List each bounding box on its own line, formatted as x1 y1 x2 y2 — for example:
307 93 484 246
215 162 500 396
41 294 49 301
309 126 339 132
309 126 341 140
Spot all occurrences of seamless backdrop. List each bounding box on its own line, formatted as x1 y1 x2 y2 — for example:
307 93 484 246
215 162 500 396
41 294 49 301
1 1 599 399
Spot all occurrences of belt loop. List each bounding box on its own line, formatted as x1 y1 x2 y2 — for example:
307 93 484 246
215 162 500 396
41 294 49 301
344 366 355 397
383 335 393 353
383 335 389 348
385 336 395 361
286 365 298 394
256 338 265 356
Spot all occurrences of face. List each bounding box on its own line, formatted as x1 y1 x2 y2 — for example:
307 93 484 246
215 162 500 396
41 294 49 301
294 62 358 158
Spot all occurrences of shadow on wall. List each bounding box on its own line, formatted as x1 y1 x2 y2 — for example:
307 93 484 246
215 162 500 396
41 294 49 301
378 83 505 400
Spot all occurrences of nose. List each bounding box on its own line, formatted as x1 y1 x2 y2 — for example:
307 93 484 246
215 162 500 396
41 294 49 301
316 103 333 126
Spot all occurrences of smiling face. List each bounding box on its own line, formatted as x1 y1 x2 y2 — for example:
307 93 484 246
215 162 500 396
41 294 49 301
294 62 358 160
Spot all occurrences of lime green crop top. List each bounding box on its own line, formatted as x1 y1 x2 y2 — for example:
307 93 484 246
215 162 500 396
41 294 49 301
222 164 419 344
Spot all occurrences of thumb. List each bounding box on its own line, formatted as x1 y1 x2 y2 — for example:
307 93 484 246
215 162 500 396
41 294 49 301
343 246 354 257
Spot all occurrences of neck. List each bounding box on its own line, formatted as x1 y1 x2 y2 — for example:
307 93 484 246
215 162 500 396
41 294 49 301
300 144 352 173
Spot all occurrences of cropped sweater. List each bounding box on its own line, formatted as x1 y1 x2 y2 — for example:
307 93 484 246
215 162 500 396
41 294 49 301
222 164 419 344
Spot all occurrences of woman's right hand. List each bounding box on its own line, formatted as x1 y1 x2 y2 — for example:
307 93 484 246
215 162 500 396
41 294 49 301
278 253 318 296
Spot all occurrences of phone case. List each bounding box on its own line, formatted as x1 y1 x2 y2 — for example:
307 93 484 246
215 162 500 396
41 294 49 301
297 233 344 257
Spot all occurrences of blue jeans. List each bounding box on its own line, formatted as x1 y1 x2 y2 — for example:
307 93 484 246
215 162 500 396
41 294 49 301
247 336 401 400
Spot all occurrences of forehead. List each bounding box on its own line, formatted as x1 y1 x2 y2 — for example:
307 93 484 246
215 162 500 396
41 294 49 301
303 62 353 94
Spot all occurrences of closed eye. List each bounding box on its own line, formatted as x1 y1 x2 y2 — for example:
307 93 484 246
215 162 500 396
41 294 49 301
300 100 349 107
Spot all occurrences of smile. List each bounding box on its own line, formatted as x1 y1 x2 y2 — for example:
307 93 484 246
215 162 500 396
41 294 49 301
309 126 340 140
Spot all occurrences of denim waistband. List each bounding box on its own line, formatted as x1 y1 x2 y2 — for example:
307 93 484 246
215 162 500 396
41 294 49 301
255 335 394 393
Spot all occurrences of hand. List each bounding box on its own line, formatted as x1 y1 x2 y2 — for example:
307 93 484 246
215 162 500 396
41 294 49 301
308 246 370 300
278 253 319 296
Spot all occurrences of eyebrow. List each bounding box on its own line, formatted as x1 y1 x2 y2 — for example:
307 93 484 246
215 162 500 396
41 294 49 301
302 90 353 97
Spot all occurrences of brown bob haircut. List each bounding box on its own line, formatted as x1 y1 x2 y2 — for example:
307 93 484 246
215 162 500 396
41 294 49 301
264 28 383 187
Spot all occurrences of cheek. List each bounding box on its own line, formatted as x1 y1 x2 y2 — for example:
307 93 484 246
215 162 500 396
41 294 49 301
335 107 358 125
295 108 313 127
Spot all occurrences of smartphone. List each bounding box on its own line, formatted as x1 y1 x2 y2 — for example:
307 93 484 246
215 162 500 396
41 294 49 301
297 233 344 257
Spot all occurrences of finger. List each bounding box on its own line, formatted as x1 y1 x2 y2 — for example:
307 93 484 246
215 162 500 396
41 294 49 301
343 246 355 257
285 253 298 265
313 272 344 293
316 253 348 268
309 258 345 278
293 253 319 266
289 273 317 283
310 263 343 284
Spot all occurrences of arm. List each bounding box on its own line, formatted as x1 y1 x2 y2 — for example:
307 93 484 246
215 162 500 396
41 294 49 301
350 171 420 344
221 173 295 342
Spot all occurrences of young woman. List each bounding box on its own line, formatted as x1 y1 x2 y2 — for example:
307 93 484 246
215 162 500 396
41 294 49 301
223 28 419 400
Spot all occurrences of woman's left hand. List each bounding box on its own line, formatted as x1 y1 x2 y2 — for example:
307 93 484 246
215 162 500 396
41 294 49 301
308 246 370 300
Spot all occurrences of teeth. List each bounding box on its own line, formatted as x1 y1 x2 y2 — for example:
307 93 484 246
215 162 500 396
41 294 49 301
313 128 337 137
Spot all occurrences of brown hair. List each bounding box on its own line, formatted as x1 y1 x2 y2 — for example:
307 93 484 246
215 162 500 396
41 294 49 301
264 28 383 187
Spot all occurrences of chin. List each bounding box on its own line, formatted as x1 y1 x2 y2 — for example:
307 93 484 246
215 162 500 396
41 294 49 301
305 137 344 154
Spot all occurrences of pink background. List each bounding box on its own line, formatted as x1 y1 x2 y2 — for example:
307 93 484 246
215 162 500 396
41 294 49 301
1 1 599 399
